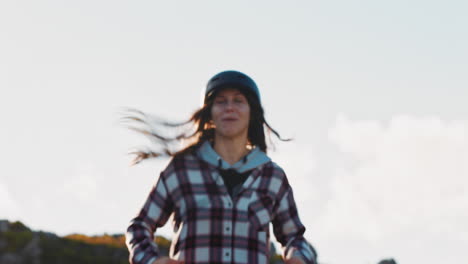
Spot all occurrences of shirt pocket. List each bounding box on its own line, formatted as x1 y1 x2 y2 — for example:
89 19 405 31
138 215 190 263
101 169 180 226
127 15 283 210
248 191 274 232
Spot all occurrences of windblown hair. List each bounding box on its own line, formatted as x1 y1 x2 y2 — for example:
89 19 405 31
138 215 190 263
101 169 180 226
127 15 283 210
121 90 289 165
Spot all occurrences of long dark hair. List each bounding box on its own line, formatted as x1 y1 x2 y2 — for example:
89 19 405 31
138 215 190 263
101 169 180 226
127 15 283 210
121 89 289 165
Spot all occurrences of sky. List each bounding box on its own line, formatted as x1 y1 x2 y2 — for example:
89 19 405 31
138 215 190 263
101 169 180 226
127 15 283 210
1 1 467 264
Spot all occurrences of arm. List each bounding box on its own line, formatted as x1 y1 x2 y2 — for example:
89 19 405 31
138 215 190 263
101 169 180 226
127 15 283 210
126 172 174 264
272 181 318 264
151 257 183 264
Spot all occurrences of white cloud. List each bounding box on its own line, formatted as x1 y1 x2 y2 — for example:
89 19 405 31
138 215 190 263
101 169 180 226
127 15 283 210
63 163 99 203
268 140 320 204
0 182 20 219
316 114 468 263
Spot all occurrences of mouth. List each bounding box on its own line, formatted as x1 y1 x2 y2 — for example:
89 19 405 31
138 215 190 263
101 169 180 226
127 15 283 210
222 117 238 122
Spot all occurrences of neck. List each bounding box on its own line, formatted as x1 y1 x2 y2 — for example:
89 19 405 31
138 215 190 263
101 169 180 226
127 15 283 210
213 135 249 165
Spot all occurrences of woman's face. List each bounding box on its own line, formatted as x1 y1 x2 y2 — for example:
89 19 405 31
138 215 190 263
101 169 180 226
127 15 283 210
210 88 251 141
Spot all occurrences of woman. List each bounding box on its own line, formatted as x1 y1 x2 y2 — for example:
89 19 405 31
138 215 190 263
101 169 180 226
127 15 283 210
125 70 318 264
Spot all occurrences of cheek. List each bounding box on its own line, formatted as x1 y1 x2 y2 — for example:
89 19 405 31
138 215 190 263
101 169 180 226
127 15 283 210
210 106 220 119
242 106 251 118
242 110 251 124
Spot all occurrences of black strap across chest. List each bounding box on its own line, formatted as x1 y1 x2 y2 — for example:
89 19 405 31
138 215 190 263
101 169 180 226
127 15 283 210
218 169 251 198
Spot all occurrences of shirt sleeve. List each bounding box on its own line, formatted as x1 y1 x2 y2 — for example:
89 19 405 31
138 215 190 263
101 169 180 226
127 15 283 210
125 171 174 264
271 181 318 264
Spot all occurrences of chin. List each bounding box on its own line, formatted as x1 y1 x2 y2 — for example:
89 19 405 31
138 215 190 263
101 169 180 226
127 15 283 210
216 129 247 140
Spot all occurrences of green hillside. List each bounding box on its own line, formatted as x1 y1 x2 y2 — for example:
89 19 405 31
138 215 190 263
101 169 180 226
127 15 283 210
1 220 397 264
0 220 283 264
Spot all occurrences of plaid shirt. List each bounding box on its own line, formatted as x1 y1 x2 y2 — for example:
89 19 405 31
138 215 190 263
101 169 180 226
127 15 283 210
126 146 317 264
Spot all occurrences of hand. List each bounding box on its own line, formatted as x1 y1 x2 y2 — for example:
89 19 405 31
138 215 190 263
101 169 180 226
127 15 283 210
152 257 184 264
285 256 306 264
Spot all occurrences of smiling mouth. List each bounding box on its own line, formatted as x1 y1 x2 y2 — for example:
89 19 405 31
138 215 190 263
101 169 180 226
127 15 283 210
222 118 237 121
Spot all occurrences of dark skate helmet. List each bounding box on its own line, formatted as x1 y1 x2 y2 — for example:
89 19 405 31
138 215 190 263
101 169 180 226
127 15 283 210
204 70 261 105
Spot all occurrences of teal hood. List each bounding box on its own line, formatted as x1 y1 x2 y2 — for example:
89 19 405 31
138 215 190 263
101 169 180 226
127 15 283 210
196 141 271 173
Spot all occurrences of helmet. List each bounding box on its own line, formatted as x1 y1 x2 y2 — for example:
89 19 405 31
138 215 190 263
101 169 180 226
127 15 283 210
204 70 261 104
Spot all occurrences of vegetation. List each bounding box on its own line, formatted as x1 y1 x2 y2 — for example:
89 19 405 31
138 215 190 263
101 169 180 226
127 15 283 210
65 233 126 248
6 220 397 264
0 230 33 254
0 220 175 264
39 232 129 264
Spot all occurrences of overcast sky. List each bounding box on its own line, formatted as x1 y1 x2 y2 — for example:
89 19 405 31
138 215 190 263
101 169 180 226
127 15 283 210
1 1 467 264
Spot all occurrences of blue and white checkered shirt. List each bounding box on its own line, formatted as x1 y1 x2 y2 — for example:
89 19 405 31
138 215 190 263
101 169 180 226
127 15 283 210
126 142 317 264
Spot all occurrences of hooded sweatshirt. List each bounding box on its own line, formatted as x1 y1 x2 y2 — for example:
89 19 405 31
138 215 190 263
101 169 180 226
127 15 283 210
196 141 271 198
126 141 318 264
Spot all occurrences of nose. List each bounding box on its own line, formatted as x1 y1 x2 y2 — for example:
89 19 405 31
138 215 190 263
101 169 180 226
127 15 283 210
224 100 235 112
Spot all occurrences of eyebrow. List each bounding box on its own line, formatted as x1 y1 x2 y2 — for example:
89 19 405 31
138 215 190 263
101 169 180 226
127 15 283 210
215 92 243 98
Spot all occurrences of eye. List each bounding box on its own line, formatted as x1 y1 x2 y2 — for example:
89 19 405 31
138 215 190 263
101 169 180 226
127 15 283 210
215 98 226 104
234 97 246 104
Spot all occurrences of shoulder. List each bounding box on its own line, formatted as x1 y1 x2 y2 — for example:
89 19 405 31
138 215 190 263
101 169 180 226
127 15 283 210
160 150 204 179
157 149 210 200
263 161 288 180
256 161 291 196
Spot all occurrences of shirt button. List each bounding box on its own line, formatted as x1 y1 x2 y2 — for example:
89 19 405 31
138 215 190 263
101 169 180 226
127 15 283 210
225 227 230 231
227 202 232 207
225 252 230 257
